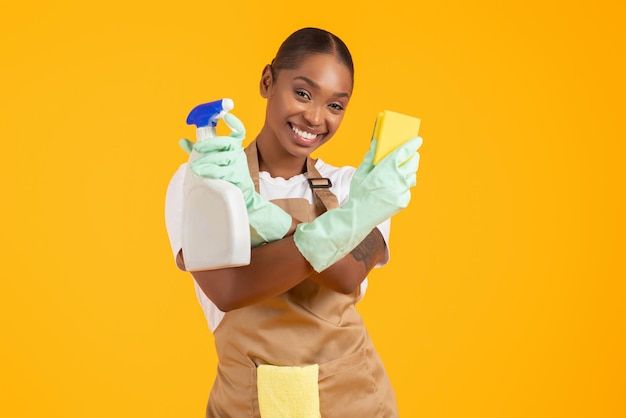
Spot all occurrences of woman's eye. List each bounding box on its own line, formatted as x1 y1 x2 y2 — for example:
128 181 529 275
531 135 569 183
295 90 310 100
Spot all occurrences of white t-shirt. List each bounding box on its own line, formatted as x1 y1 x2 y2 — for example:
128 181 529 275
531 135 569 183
164 157 391 333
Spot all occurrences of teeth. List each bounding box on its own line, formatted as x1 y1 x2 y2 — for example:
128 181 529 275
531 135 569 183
291 124 318 140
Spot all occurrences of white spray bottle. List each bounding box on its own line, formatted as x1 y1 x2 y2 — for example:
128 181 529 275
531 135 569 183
181 98 251 271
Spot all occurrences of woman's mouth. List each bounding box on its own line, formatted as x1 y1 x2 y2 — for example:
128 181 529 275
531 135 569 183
287 122 324 146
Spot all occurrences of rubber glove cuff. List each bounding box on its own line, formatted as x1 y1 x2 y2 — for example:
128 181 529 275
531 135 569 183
247 192 293 247
292 195 393 273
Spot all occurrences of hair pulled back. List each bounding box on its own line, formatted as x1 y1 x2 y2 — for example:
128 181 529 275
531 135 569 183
269 27 354 88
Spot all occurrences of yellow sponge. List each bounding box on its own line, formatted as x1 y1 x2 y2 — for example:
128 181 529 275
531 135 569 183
372 110 421 165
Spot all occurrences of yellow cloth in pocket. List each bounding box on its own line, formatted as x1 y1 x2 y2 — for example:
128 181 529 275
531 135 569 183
257 363 321 418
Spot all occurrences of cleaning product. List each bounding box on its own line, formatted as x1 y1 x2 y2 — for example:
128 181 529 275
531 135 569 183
181 98 251 271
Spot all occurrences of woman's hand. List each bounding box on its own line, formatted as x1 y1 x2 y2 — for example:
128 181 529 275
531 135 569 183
186 113 257 205
347 135 422 211
181 112 293 247
293 135 423 273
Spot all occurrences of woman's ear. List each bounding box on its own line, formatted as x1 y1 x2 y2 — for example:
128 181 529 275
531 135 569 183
259 64 273 98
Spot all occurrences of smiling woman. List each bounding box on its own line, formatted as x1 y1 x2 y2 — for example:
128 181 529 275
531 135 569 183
163 26 423 418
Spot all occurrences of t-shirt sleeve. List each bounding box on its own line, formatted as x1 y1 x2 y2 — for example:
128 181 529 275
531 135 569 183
164 163 187 265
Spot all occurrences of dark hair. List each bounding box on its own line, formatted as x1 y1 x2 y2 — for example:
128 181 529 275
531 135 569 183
269 27 354 88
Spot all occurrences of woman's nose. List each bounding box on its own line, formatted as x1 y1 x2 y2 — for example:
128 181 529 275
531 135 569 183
303 105 323 128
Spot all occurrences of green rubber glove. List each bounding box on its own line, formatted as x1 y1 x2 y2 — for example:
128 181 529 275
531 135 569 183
293 135 422 272
185 113 293 247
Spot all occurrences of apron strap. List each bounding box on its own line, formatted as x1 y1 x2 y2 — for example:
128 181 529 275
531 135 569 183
244 140 261 195
305 156 339 214
244 139 339 213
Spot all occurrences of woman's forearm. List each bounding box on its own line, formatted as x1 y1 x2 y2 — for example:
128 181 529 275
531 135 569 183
308 228 386 294
281 217 356 294
185 219 384 311
284 218 386 295
283 219 386 295
188 231 315 312
226 235 315 310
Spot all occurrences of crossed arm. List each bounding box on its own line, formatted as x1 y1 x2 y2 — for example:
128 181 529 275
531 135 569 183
176 217 387 312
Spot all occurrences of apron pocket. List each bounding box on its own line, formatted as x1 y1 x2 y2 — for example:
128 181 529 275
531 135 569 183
256 363 321 418
317 346 378 416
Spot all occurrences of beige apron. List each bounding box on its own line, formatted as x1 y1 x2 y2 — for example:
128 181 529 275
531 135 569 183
205 140 399 417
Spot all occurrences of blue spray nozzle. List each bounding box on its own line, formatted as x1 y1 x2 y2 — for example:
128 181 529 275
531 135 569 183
186 98 234 128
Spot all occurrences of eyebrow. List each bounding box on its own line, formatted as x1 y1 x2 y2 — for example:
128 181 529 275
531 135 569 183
293 76 350 98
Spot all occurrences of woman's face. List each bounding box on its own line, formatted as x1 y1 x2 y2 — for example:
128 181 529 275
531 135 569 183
260 53 353 158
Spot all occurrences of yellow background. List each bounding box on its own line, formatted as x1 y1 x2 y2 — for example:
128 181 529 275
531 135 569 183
2 1 624 417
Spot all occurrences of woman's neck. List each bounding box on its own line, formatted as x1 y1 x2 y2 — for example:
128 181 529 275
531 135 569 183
255 130 307 180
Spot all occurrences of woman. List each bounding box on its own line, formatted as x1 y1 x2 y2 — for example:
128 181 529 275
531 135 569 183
165 27 422 417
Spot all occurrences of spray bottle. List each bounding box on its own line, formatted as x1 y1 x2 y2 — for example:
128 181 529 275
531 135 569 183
181 98 251 271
